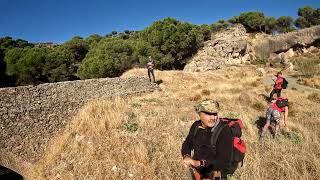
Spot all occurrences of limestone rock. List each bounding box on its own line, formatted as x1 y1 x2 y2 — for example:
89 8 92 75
286 62 294 71
184 24 320 72
281 48 295 60
251 25 320 59
184 24 249 72
308 46 319 53
268 53 282 66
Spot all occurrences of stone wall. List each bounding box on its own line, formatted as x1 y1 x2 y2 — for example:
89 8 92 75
0 77 158 176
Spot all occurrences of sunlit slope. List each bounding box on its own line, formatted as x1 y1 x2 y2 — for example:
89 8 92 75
33 66 320 180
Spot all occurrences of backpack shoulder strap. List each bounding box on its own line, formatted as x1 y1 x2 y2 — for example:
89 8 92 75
210 119 229 147
192 120 202 144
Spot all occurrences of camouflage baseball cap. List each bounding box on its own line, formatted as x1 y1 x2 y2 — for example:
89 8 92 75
195 99 220 113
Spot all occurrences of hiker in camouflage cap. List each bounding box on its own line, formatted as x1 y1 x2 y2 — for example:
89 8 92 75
182 99 234 180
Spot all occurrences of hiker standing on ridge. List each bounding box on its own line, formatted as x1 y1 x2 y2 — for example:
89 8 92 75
181 100 246 180
147 56 155 82
269 71 287 100
260 97 289 140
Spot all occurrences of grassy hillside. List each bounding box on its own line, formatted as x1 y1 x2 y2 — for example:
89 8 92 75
293 51 320 89
32 65 320 180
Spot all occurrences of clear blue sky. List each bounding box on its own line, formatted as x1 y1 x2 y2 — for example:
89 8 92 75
1 0 319 44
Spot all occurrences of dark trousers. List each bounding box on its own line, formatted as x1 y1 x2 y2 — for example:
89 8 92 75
269 89 282 99
148 69 155 82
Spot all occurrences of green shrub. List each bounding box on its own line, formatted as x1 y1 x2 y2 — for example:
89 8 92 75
280 129 301 144
130 102 142 108
122 122 139 133
125 111 136 120
252 58 267 65
225 112 240 119
145 110 159 117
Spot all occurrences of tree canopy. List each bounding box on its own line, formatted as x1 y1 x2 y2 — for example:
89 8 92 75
140 18 204 69
238 12 266 32
77 38 137 79
276 16 294 33
295 6 320 28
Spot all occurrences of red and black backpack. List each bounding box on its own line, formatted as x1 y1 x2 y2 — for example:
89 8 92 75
193 118 246 174
215 118 246 174
276 98 289 108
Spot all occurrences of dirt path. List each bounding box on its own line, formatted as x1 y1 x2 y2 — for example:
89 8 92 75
264 75 320 93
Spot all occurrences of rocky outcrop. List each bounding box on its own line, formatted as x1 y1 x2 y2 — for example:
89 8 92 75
0 77 158 177
267 45 320 67
252 25 320 59
184 25 320 72
184 24 249 72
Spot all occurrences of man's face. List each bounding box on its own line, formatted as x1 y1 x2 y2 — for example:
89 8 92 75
199 112 218 128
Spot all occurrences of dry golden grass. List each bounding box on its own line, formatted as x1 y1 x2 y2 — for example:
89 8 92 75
307 92 320 103
292 52 320 89
32 66 320 180
298 76 320 89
